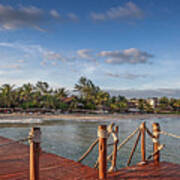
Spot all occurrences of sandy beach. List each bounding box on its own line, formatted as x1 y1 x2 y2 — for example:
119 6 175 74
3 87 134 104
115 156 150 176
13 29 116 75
0 113 179 121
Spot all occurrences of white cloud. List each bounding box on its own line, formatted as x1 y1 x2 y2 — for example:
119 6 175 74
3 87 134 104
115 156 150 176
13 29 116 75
91 2 143 21
0 42 67 63
77 49 93 59
0 42 15 48
105 72 147 80
67 13 78 21
82 64 96 75
0 64 22 70
50 9 60 19
99 48 153 64
17 59 25 63
0 4 79 31
0 42 153 67
91 13 106 21
43 51 66 62
0 5 46 31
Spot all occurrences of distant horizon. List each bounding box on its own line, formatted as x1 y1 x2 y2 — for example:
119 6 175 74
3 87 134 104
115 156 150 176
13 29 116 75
107 88 180 98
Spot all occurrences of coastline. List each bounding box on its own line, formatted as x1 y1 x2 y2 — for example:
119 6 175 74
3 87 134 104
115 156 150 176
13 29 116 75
0 113 180 121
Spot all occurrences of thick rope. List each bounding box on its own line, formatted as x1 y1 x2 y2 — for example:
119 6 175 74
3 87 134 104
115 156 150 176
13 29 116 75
94 157 99 168
107 143 115 146
108 126 119 172
107 130 119 146
97 129 108 139
94 124 118 168
147 144 165 160
107 123 115 134
145 127 155 139
78 138 98 163
145 127 159 143
127 130 141 166
146 127 180 139
78 123 114 163
107 126 139 161
159 131 180 139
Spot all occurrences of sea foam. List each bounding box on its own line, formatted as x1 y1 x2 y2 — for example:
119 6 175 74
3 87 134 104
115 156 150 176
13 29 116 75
0 118 43 124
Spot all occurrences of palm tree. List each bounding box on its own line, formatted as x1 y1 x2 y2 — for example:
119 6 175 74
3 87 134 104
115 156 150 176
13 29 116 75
35 81 51 108
158 96 169 111
0 84 15 107
54 88 68 100
95 90 110 109
74 77 100 99
138 99 146 112
19 83 34 101
35 81 50 95
17 83 36 108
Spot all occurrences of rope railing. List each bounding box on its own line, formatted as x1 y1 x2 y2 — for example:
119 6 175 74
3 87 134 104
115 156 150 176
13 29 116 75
78 123 116 163
159 131 180 139
79 121 180 179
78 138 98 163
144 125 180 162
2 121 179 180
144 123 180 165
94 126 140 170
107 126 140 161
80 121 174 173
145 126 155 139
147 144 165 160
108 126 119 172
127 130 141 166
0 127 41 180
145 126 180 140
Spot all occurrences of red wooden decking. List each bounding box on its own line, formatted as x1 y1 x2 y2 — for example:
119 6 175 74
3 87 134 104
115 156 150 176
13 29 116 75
0 136 180 179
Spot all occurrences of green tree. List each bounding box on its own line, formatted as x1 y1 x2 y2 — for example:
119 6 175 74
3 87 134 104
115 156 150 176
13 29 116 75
138 99 145 112
54 88 68 100
0 84 15 107
159 96 169 110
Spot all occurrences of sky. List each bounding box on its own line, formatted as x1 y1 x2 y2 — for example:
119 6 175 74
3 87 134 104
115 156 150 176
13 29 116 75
0 0 180 97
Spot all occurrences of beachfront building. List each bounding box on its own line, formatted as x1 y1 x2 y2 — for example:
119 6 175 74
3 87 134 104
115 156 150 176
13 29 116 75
128 99 139 108
146 98 159 109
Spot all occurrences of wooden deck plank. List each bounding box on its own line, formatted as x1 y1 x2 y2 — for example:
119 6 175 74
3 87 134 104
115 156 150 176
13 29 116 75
0 136 180 179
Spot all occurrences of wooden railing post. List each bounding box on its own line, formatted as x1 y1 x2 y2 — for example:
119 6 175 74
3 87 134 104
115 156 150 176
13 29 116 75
112 126 118 171
98 125 107 179
109 126 119 172
140 122 146 163
152 123 160 165
29 127 41 180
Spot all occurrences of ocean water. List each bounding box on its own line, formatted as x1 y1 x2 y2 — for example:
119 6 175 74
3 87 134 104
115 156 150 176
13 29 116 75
0 116 179 168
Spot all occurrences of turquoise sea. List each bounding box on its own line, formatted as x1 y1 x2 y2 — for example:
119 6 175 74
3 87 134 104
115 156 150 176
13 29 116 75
0 116 179 168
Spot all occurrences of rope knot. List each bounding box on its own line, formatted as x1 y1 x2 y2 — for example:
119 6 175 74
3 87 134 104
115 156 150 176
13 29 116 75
152 138 158 143
97 129 108 139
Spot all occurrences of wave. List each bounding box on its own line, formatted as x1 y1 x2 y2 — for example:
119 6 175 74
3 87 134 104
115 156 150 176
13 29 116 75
0 118 43 124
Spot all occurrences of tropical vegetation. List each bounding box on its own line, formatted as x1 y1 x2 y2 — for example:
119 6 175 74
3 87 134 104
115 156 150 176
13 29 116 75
0 77 180 114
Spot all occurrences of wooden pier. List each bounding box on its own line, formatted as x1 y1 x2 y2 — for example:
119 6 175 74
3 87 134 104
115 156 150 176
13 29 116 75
0 136 180 180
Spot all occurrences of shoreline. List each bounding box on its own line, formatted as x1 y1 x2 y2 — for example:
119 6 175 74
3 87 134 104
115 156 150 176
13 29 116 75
0 113 180 121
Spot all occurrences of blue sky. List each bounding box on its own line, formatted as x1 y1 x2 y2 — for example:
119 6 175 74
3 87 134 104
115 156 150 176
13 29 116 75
0 0 180 97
